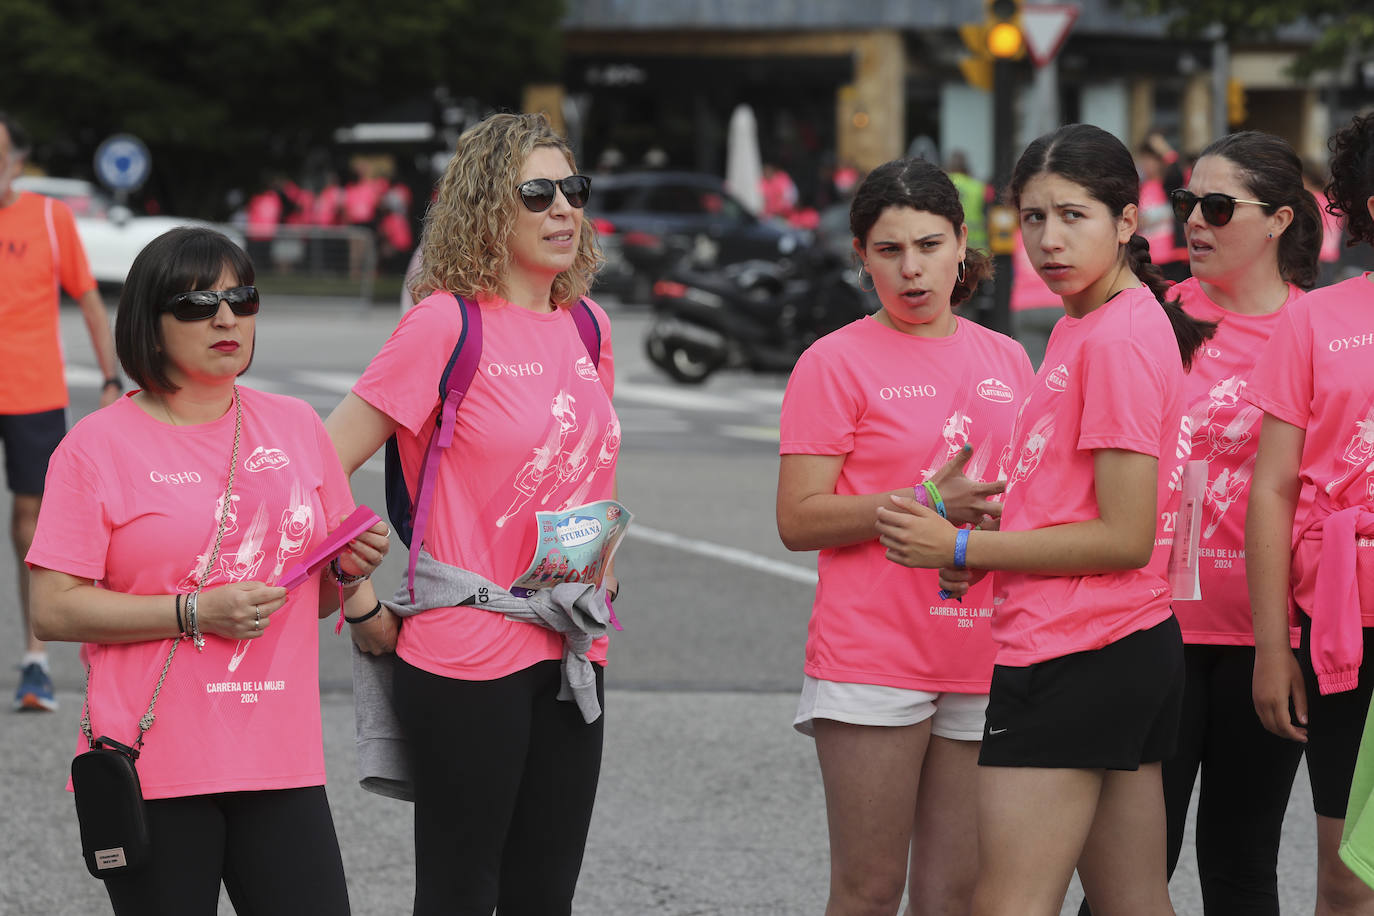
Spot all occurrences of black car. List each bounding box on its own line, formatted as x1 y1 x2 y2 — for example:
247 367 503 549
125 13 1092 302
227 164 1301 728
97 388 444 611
587 170 809 303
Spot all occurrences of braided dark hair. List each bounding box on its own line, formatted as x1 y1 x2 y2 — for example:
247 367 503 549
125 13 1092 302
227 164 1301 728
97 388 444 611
850 157 992 306
1009 124 1215 369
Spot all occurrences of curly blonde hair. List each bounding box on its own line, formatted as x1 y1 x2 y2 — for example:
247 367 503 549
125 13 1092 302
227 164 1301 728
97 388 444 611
413 112 603 308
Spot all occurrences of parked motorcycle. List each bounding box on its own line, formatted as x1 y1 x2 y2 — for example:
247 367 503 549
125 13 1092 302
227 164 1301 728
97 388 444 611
644 244 875 384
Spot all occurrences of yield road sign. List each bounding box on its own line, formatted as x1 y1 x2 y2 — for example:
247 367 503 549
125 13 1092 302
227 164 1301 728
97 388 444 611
1021 4 1079 68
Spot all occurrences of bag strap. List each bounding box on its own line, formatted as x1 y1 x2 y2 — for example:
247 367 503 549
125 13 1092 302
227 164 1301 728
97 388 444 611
80 388 244 750
571 298 601 368
404 294 482 600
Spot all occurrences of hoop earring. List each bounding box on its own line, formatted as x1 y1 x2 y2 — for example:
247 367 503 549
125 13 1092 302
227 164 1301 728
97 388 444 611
957 260 966 284
857 264 875 292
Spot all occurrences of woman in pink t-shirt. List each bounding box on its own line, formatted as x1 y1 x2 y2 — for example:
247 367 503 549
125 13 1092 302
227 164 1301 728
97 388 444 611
878 124 1216 914
1133 130 1322 916
326 113 617 916
776 158 1033 915
26 227 389 914
1247 112 1374 914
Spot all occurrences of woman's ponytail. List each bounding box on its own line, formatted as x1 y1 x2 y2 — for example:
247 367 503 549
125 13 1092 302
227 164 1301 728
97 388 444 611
1127 234 1216 369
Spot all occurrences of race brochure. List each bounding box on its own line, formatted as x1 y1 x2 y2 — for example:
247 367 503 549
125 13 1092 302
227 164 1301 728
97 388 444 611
509 499 632 599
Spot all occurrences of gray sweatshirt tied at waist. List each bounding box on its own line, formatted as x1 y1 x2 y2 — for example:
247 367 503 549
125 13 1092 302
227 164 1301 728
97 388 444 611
352 547 612 801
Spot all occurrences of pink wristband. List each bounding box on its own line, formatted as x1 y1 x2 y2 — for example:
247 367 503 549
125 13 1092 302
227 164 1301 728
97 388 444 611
912 484 930 508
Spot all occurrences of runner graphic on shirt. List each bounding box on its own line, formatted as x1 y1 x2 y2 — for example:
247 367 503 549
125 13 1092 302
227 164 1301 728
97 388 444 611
178 492 242 592
542 421 598 505
922 410 973 478
229 478 315 673
1204 454 1255 539
559 418 621 511
1007 415 1056 491
1328 409 1374 495
497 391 577 528
1202 375 1246 426
1198 404 1262 464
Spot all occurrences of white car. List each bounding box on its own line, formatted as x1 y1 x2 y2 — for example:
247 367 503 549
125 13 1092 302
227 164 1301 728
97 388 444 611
13 176 245 286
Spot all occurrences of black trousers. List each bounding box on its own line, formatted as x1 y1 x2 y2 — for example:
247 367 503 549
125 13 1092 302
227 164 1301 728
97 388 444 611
1080 644 1303 916
103 785 349 916
394 657 605 916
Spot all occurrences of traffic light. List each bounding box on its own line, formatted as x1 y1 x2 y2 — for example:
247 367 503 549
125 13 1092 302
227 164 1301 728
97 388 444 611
959 0 1024 90
985 0 1025 60
1227 78 1248 126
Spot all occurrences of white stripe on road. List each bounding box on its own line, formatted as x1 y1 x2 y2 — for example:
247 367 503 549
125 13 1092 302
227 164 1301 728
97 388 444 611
614 382 747 413
291 370 362 394
353 460 815 586
628 524 817 585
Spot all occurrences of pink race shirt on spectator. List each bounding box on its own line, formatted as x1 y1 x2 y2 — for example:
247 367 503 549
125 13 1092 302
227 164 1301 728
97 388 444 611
996 287 1188 666
1174 278 1304 645
26 390 354 799
1244 274 1374 623
780 315 1033 692
354 293 617 681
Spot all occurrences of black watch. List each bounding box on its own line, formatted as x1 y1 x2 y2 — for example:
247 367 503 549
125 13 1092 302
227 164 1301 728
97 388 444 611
103 377 123 392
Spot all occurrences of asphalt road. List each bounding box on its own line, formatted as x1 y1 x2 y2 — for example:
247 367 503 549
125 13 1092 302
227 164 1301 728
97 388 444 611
0 295 1319 914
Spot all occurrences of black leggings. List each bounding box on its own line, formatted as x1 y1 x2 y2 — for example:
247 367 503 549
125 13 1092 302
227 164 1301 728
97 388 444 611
1079 644 1303 916
394 657 605 916
103 786 349 916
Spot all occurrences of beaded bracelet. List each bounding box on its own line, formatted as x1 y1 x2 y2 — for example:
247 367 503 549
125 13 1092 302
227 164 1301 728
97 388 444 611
922 481 947 519
328 556 370 586
344 600 383 625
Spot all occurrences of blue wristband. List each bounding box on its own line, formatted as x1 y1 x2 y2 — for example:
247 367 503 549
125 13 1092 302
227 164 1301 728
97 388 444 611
954 528 970 570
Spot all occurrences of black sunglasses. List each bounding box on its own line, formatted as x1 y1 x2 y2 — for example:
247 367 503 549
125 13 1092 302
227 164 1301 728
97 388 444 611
1169 188 1271 227
163 286 260 321
516 175 591 213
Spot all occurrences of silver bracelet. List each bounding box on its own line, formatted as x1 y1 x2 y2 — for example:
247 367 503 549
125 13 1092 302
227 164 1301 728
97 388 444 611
186 592 204 651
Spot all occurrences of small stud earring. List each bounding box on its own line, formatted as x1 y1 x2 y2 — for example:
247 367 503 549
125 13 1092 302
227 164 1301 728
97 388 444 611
1267 233 1274 239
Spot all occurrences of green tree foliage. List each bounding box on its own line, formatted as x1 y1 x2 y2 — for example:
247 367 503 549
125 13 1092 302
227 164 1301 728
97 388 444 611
1136 0 1374 78
0 0 564 213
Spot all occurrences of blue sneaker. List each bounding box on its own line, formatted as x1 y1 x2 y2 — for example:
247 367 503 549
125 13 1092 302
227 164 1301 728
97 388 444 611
14 662 58 712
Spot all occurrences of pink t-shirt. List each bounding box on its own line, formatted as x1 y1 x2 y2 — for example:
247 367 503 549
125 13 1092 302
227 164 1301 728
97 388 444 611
1244 274 1374 624
353 292 617 680
995 287 1188 666
779 316 1034 692
26 389 354 799
1174 278 1303 645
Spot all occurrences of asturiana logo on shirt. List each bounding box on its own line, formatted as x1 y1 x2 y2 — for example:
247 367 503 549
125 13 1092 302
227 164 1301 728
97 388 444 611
976 378 1014 403
244 447 290 472
1045 363 1070 392
878 384 938 400
487 361 545 377
556 515 603 547
575 356 599 381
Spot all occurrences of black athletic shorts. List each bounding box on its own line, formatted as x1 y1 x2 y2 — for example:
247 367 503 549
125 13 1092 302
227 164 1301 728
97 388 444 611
980 614 1185 770
1297 614 1374 818
0 408 67 495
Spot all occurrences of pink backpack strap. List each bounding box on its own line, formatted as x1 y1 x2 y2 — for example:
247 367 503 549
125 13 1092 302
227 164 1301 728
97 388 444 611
571 298 601 367
405 293 483 600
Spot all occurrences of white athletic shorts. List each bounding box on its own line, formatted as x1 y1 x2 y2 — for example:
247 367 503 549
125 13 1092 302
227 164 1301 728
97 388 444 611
793 674 988 741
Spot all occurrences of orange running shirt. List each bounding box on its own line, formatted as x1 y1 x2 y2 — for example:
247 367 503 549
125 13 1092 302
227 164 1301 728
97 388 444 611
0 191 97 413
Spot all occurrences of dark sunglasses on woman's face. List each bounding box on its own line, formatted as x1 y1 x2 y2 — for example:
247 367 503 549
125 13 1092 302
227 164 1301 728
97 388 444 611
516 175 591 213
162 286 260 321
1169 188 1271 227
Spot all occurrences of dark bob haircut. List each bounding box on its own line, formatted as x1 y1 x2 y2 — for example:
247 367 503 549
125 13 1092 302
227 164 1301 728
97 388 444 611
848 157 993 307
115 227 256 394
